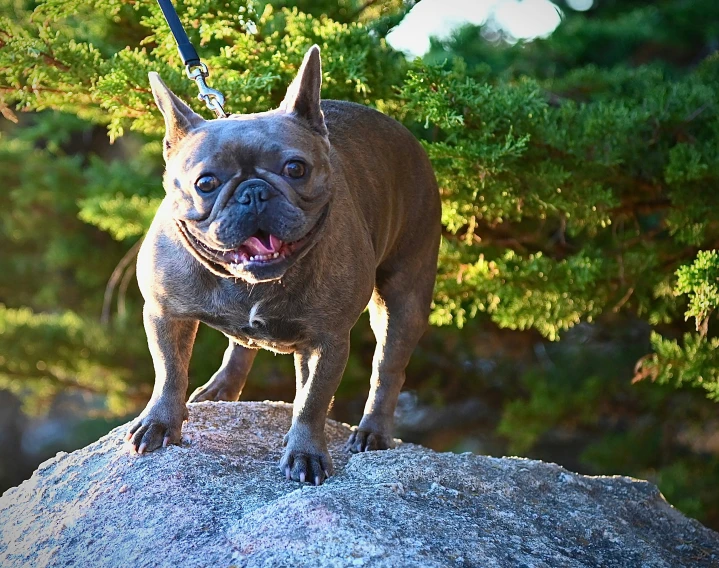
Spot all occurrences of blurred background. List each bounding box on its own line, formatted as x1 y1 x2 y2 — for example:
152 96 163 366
2 0 719 530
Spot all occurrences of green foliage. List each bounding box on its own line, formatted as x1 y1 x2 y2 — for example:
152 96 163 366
633 251 719 402
0 304 132 414
403 4 719 357
638 333 719 401
0 0 405 139
675 250 719 330
498 328 651 455
78 194 160 241
431 247 604 339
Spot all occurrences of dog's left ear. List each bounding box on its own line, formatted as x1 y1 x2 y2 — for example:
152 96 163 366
280 45 328 137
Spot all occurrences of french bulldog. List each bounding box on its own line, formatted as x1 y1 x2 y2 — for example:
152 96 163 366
126 45 441 485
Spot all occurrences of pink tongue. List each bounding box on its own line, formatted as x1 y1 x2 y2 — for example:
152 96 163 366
242 234 283 255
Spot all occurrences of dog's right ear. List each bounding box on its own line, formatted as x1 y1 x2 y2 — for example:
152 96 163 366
149 72 204 159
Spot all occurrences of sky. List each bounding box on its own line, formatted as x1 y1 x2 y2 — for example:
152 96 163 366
386 0 569 57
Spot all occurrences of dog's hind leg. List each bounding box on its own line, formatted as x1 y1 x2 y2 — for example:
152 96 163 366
188 339 257 402
346 262 436 452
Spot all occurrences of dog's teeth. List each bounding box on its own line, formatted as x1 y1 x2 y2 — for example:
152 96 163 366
244 252 281 263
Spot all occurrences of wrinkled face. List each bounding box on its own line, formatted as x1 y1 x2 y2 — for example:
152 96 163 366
167 114 331 282
151 46 331 283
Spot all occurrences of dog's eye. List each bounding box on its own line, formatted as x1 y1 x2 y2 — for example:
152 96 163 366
195 174 221 193
282 160 306 179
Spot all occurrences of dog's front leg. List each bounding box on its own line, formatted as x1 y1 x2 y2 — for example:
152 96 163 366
126 306 198 453
282 335 350 484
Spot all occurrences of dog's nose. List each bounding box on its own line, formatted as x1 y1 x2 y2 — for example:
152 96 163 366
237 180 275 206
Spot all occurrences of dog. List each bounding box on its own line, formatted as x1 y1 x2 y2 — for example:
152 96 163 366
126 45 441 485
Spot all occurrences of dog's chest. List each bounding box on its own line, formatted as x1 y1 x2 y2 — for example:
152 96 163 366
190 287 305 354
209 312 303 353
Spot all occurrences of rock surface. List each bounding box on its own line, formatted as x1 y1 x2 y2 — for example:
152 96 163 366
0 401 717 568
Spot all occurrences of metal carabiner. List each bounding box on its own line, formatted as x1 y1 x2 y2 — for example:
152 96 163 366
185 63 227 119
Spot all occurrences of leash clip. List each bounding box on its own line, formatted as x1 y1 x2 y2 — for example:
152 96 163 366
186 62 227 119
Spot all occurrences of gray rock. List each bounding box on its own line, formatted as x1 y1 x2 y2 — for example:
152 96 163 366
0 401 717 568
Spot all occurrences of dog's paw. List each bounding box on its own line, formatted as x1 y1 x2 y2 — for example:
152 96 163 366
279 447 333 486
345 428 394 453
188 379 240 403
125 399 188 454
279 426 334 485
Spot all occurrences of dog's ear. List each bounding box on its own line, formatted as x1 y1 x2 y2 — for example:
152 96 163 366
149 72 204 159
280 45 328 137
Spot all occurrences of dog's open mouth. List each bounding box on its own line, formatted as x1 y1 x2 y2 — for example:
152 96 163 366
175 205 328 278
188 229 307 266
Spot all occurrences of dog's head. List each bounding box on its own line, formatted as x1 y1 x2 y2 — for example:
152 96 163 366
150 46 331 283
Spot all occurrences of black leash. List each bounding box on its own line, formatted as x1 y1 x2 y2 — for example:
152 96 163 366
156 0 227 118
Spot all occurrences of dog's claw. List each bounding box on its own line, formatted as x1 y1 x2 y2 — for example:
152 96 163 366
188 381 240 403
280 446 333 485
346 428 394 453
126 399 187 455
